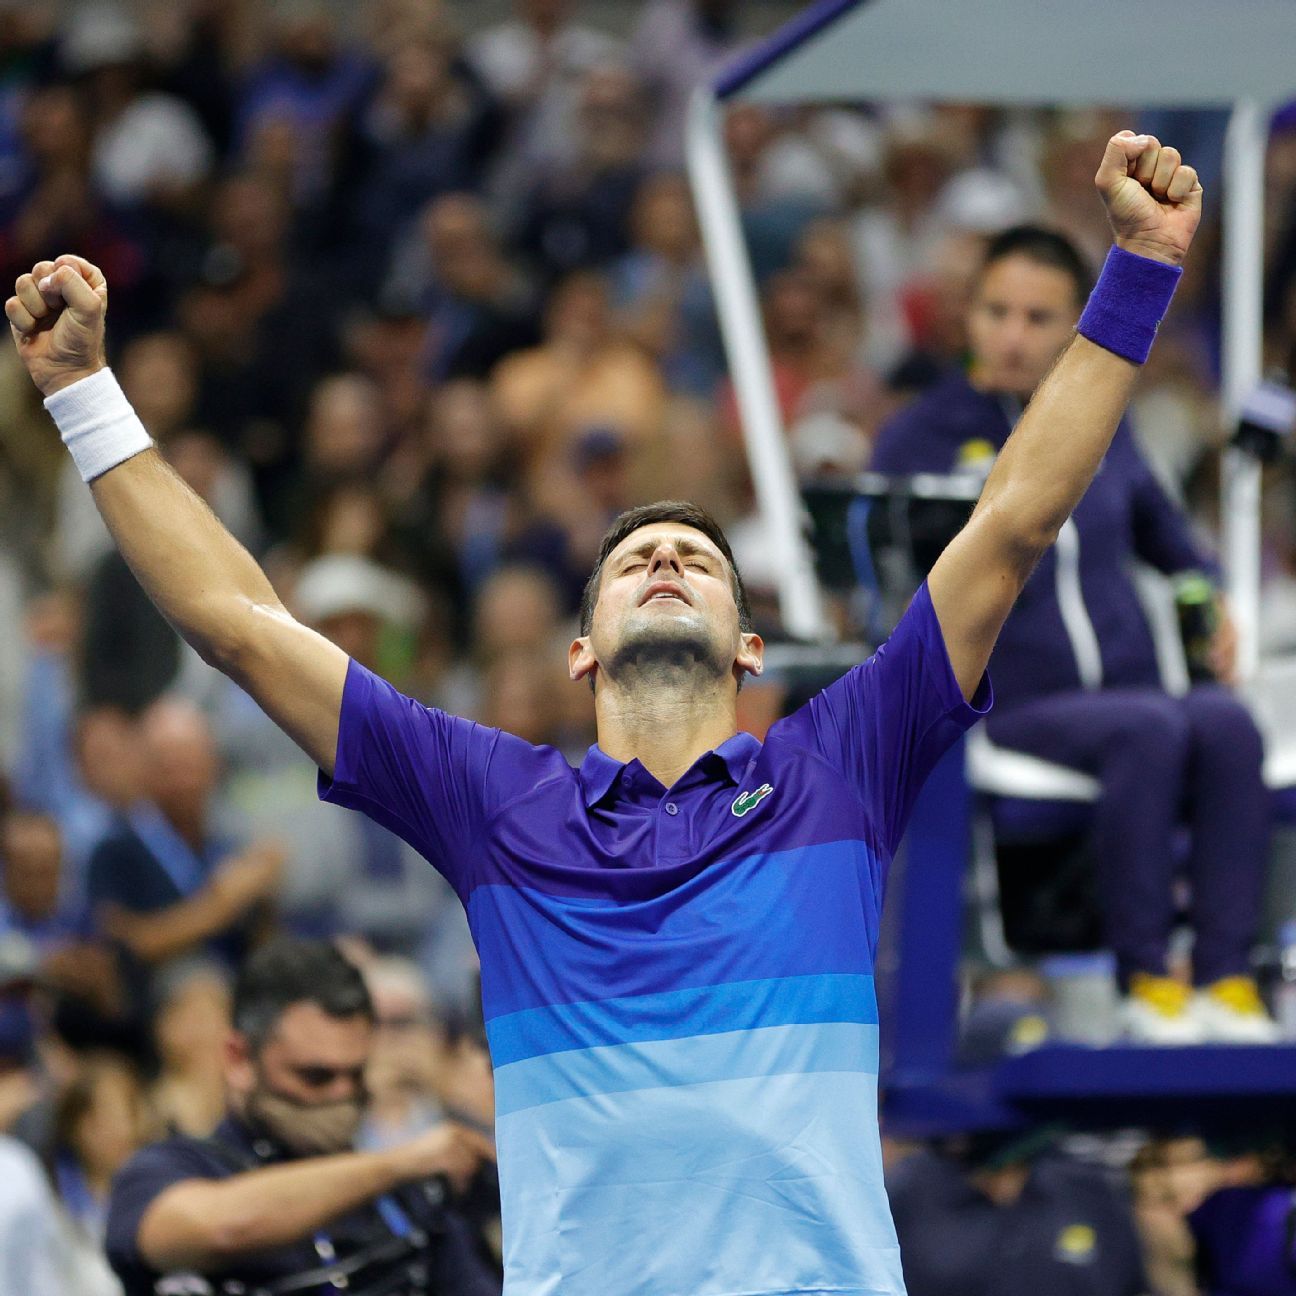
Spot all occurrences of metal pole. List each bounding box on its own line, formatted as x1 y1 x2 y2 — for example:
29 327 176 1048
684 88 831 641
1221 100 1268 684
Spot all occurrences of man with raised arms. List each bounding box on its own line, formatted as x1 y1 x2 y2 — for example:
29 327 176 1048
8 131 1200 1296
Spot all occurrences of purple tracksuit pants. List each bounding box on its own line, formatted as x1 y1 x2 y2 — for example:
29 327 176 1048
985 685 1269 988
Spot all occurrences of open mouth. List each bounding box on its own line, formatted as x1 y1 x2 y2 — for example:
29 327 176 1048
641 582 689 606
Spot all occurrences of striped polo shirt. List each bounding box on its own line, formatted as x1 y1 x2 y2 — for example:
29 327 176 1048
321 583 990 1296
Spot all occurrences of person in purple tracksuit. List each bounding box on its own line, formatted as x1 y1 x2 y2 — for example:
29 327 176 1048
873 225 1277 1045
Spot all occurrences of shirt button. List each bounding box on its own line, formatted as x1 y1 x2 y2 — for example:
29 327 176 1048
665 802 679 816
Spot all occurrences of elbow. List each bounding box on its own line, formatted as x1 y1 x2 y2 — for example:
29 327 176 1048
193 629 243 675
203 1216 262 1262
140 1193 258 1272
972 498 1058 575
191 597 288 678
1007 522 1059 567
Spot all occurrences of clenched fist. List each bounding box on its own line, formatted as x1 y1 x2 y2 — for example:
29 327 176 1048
5 253 108 396
1095 131 1203 267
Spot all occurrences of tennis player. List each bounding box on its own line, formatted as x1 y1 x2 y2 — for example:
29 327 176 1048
9 131 1200 1296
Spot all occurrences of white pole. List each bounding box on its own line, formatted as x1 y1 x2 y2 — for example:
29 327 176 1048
1221 100 1268 684
684 88 831 641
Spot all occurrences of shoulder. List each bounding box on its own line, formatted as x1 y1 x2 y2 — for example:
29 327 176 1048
872 373 989 470
113 1134 231 1193
107 1136 230 1235
106 1135 229 1272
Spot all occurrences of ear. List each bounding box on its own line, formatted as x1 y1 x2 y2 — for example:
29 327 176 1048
568 635 597 685
735 631 765 680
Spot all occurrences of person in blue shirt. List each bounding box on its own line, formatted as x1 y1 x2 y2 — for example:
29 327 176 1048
873 224 1276 1046
0 807 119 1019
84 699 282 1007
10 132 1201 1295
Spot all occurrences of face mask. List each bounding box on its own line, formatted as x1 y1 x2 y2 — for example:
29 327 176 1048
246 1084 364 1157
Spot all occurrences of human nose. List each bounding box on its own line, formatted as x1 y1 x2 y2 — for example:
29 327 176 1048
648 544 684 577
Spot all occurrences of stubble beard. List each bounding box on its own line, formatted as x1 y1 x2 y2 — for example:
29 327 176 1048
603 614 730 694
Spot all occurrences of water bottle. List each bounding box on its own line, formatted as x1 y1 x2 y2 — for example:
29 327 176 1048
1278 921 1296 1042
1174 573 1220 683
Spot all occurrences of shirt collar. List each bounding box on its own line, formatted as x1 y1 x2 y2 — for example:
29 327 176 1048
578 731 761 807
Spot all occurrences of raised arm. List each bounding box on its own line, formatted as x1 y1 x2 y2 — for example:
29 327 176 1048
928 131 1203 698
5 255 347 773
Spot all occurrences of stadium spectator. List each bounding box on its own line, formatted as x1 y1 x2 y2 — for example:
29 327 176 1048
887 1134 1149 1296
469 0 621 197
720 264 880 448
86 699 283 998
492 268 666 458
721 103 831 279
0 807 119 1016
341 26 501 281
49 1053 150 1272
104 937 499 1296
873 225 1276 1044
0 1134 63 1296
177 171 340 522
849 112 965 374
611 170 721 397
1132 1136 1296 1296
0 82 146 339
60 6 215 217
15 610 150 874
149 965 230 1138
630 0 741 167
391 377 516 602
400 191 541 381
233 3 374 208
358 956 446 1151
513 63 649 283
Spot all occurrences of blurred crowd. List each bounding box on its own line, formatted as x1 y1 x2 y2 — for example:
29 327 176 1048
0 0 1294 1293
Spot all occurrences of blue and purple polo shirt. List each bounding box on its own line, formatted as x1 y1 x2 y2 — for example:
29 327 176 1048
320 583 990 1296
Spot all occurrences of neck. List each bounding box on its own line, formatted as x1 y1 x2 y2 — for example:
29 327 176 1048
595 674 739 788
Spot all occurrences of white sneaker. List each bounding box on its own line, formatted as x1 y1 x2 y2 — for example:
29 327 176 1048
1190 977 1281 1044
1119 973 1206 1045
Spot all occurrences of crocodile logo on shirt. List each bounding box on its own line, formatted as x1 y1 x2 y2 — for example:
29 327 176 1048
731 783 774 817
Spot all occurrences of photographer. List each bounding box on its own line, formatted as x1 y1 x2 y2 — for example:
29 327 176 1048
104 938 499 1296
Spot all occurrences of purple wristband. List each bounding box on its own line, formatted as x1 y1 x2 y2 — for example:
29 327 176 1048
1076 245 1183 365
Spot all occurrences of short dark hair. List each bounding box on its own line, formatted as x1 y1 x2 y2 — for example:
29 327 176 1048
232 937 373 1051
578 500 752 638
982 224 1092 305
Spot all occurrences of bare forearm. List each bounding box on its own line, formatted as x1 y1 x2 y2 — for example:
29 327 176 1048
111 890 232 965
974 334 1139 566
90 450 284 671
139 1150 407 1271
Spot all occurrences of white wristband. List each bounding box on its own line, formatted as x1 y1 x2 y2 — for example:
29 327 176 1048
44 368 154 483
